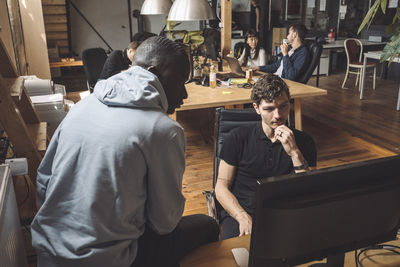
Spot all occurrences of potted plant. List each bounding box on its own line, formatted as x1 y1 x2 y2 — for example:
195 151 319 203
358 0 400 65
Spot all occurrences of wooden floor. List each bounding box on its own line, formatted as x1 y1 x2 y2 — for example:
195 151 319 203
179 73 399 216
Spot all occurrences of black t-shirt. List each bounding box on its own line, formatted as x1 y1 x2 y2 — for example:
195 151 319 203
220 122 317 215
99 49 131 80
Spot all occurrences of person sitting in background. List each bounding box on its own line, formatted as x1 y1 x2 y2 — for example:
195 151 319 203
253 24 310 82
99 41 139 79
238 29 268 68
215 74 317 240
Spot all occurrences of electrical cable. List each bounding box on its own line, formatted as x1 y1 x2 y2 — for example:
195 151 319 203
355 244 400 267
17 175 30 207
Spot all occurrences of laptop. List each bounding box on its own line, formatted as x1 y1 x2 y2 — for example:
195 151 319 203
216 56 246 81
225 56 246 76
217 56 262 81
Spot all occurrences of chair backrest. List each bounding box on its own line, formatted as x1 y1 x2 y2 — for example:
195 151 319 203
233 41 246 58
344 38 363 64
297 41 323 84
82 48 108 90
213 108 261 220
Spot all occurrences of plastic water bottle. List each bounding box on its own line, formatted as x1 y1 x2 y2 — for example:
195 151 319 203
209 64 217 88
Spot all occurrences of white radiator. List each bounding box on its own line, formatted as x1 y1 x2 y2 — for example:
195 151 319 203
0 165 28 267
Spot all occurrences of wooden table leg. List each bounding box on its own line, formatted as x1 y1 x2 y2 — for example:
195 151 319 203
294 99 302 131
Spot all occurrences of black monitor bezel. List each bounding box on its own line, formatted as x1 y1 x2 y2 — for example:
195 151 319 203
249 155 400 267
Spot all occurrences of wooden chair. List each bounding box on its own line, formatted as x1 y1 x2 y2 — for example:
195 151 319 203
342 38 376 91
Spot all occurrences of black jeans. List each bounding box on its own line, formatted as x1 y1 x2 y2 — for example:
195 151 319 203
220 215 240 240
132 214 219 267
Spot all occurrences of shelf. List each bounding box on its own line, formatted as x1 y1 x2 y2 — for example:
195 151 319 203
27 122 47 156
4 77 24 99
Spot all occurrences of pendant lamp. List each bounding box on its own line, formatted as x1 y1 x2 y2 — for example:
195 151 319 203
141 0 172 15
168 0 216 21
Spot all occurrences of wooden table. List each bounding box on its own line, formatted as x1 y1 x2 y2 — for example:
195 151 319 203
181 234 400 267
174 79 327 131
322 39 386 50
66 79 327 131
49 60 83 68
360 51 400 111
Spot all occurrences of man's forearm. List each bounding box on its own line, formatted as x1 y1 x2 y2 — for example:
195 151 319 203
291 150 309 173
215 182 248 221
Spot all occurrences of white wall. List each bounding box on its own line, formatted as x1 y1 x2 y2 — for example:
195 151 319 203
70 0 201 57
18 0 50 79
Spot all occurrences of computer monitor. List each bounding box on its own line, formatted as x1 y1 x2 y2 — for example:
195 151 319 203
249 155 400 267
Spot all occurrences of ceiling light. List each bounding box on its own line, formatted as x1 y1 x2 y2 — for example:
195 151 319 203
168 0 216 21
141 0 172 15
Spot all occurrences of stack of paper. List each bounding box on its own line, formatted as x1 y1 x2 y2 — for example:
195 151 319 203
30 93 67 136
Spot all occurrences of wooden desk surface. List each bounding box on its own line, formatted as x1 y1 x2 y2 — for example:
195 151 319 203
50 60 83 68
176 79 327 111
181 235 400 267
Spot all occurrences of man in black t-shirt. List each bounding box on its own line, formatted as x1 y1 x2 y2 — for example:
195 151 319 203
99 41 139 80
215 74 317 240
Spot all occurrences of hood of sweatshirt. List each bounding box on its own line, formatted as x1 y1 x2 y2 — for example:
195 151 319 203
93 65 168 112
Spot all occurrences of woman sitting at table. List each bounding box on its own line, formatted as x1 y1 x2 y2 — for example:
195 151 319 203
238 29 268 68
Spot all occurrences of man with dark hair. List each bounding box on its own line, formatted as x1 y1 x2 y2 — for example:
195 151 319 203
99 41 140 79
215 74 316 240
31 36 219 267
253 24 310 82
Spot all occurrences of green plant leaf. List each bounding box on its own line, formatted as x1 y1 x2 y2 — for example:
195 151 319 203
380 32 400 66
393 8 400 24
358 1 380 34
380 0 387 14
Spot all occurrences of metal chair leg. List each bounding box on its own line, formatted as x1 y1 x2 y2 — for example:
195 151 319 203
373 66 376 90
355 69 360 87
342 67 349 89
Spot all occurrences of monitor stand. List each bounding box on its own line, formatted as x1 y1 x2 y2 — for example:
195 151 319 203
308 253 345 267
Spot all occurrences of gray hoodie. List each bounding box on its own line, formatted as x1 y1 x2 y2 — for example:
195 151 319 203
31 66 186 267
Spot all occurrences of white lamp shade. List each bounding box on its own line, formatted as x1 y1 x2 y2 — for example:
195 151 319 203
168 0 216 21
141 0 173 15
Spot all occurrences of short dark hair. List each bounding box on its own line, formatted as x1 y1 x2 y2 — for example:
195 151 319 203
290 24 308 41
251 74 290 105
132 36 189 70
132 32 157 42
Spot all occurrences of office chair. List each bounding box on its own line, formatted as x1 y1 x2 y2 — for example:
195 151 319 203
342 38 376 90
82 48 108 92
297 40 323 85
287 40 322 128
203 107 261 223
233 42 246 59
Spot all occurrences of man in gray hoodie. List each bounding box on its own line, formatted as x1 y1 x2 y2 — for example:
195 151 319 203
31 36 219 267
